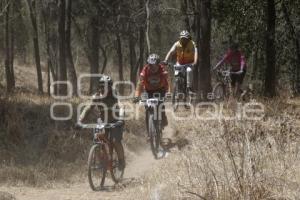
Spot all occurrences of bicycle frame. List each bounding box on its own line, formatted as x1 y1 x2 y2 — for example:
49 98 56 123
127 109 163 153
139 97 164 158
81 121 124 190
173 64 192 94
91 124 116 170
212 68 233 100
140 98 164 129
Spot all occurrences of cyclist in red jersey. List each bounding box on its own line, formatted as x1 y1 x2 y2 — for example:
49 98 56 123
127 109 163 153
214 42 247 97
134 54 169 131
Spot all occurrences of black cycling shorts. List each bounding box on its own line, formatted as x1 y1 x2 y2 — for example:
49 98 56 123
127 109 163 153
107 124 123 142
230 69 246 86
145 89 166 98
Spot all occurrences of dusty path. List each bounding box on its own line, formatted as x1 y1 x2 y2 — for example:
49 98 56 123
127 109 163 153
1 65 179 199
0 150 161 200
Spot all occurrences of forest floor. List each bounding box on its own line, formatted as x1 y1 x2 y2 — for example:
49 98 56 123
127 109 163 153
0 150 164 200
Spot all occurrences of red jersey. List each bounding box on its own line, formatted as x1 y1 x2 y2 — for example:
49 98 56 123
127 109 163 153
139 64 169 92
218 50 246 71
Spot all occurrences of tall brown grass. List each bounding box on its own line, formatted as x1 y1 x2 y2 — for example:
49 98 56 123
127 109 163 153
127 98 300 200
1 92 300 200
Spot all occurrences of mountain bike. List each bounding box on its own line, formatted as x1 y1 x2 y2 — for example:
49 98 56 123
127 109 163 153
79 121 124 191
212 68 254 102
171 64 195 111
139 97 165 159
212 68 233 101
239 83 254 102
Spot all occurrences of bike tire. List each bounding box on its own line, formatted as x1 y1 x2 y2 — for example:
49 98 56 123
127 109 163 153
184 89 193 109
240 89 253 102
213 82 225 102
172 80 179 111
110 144 124 183
148 114 160 159
88 144 107 191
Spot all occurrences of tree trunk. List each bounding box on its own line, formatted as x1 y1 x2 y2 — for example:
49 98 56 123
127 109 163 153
42 3 57 95
193 0 200 93
88 16 100 94
129 32 137 85
10 1 15 88
181 0 191 32
4 0 13 92
198 0 212 100
251 49 258 81
137 27 145 74
264 0 276 97
58 0 67 95
0 0 4 57
131 1 146 80
116 33 124 94
72 14 99 94
282 1 300 95
145 0 151 55
27 0 43 94
65 0 77 96
100 44 108 74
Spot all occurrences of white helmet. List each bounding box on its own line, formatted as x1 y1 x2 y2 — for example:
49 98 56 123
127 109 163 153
99 75 113 86
179 30 191 39
147 53 160 65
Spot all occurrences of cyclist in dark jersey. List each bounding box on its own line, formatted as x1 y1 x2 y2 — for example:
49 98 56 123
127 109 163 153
78 75 125 170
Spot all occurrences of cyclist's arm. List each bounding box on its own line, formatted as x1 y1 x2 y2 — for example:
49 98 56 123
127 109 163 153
162 69 170 93
193 41 198 66
164 42 177 62
135 74 145 97
113 103 125 126
215 52 230 69
240 55 246 71
78 93 99 122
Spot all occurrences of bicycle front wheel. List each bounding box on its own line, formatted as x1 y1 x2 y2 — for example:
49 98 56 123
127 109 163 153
148 114 161 159
88 144 107 191
213 83 225 102
110 144 124 183
172 80 179 111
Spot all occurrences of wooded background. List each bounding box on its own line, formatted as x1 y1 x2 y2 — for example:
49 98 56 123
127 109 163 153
0 0 299 98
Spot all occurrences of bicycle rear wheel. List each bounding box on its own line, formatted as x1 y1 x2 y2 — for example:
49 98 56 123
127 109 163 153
148 114 161 159
184 89 194 109
172 80 179 111
88 144 107 191
213 83 225 102
110 144 124 183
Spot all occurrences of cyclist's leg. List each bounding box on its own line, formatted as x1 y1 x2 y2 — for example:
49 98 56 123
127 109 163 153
186 66 193 91
159 90 168 128
145 91 153 138
230 74 237 97
110 126 125 170
237 70 246 98
161 109 168 128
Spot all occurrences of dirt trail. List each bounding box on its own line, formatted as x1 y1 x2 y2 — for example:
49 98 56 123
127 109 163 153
0 123 177 200
0 150 160 200
0 65 178 199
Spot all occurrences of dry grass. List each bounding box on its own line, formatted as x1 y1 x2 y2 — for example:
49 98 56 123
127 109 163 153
0 92 147 187
0 92 89 186
125 98 300 200
1 91 300 200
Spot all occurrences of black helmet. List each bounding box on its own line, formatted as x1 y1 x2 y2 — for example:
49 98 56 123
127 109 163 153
229 42 239 50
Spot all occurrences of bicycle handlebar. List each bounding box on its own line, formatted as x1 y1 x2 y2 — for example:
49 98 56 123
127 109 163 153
139 97 165 106
174 63 193 68
78 122 119 129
